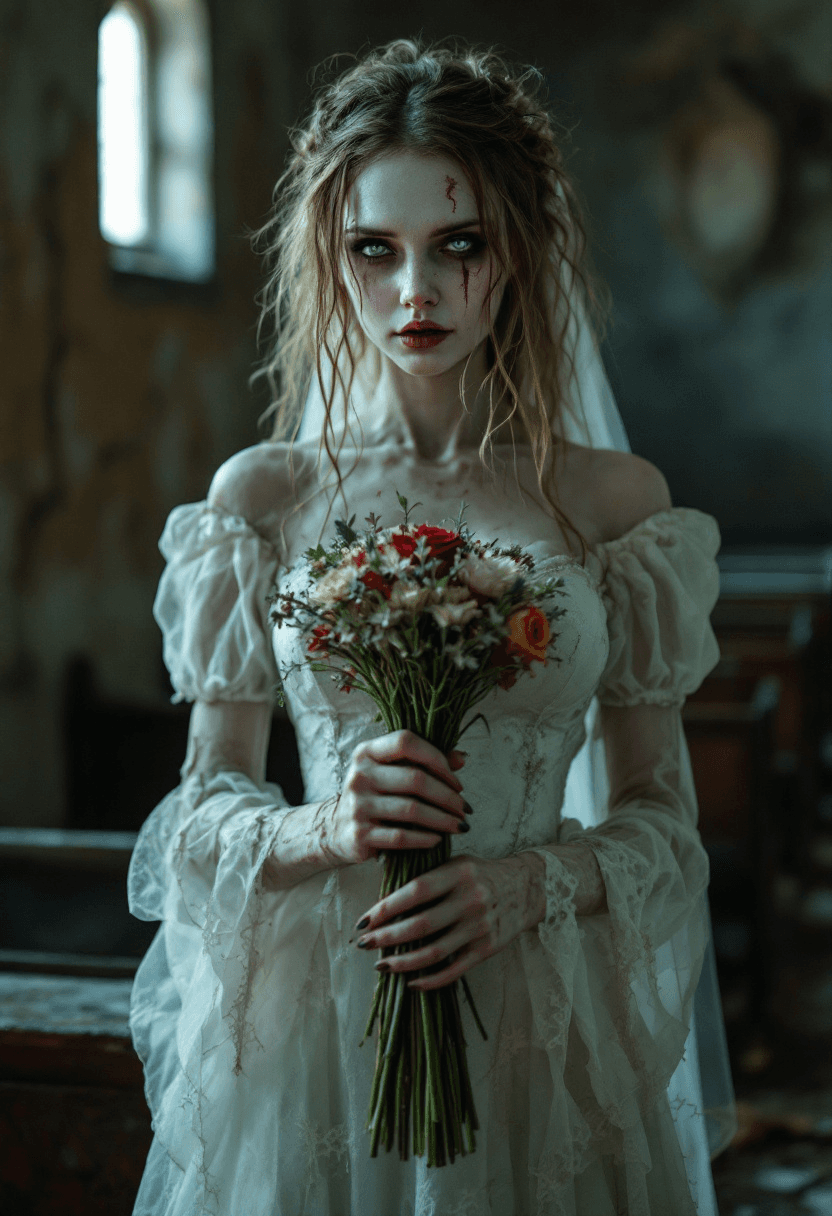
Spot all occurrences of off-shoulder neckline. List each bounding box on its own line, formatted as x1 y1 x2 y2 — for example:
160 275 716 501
593 506 714 552
189 500 715 574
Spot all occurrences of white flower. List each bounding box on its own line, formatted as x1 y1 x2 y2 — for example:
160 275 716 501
442 637 480 669
367 607 404 628
429 599 480 629
376 543 411 574
389 581 433 612
442 583 475 605
309 561 357 607
456 553 523 599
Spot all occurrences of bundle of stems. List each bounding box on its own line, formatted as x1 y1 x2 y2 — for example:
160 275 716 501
269 504 566 1164
356 643 493 1167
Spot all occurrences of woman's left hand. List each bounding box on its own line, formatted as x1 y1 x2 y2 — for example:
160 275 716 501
353 853 544 990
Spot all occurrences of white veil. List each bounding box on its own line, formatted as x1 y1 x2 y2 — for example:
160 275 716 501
555 284 738 1164
297 255 737 1168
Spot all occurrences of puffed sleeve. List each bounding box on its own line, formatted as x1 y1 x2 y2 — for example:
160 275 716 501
128 499 304 1213
518 508 733 1212
596 507 721 707
153 501 282 704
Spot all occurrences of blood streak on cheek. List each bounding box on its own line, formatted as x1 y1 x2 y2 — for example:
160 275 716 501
445 176 457 212
461 260 469 306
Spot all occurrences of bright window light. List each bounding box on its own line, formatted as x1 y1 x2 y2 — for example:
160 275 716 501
98 4 149 247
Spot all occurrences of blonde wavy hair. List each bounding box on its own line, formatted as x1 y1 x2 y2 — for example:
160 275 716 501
251 38 611 560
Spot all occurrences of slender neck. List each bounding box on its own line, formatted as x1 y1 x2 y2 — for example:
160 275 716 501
349 340 518 460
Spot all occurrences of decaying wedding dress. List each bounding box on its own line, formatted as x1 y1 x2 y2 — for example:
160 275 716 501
128 473 731 1215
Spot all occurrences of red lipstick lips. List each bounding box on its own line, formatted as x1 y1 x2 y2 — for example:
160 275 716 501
396 319 452 350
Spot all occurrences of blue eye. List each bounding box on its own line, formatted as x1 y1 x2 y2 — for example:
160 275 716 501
444 235 485 258
351 240 391 259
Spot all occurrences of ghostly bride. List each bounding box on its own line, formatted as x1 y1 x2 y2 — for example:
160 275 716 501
127 38 737 1216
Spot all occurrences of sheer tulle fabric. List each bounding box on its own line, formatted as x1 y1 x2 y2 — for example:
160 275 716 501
154 505 281 705
129 499 727 1215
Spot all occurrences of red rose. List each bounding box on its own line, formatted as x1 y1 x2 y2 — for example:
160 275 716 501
308 625 331 655
351 550 367 567
414 525 464 566
391 532 417 560
360 569 392 599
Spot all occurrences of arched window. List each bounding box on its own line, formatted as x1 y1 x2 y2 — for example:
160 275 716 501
98 3 150 247
97 0 215 283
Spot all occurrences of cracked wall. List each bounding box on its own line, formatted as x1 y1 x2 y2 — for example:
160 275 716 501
0 0 297 825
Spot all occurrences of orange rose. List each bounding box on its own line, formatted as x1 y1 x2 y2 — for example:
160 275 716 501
505 605 550 664
489 606 550 689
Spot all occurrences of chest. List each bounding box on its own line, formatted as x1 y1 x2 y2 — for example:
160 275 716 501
271 448 603 567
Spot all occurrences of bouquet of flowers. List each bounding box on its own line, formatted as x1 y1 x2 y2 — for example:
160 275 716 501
270 495 567 1167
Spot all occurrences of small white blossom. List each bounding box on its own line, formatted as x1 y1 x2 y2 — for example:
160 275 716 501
389 581 433 612
456 553 523 599
309 561 358 607
429 600 480 629
441 583 475 605
376 543 411 575
367 607 404 628
443 638 480 669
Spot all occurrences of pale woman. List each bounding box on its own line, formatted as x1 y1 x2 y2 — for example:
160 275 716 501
129 39 735 1216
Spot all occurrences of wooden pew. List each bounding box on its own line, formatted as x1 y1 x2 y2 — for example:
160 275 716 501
684 676 781 1027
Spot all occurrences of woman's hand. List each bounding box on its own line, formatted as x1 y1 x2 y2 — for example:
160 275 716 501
352 852 542 990
323 729 470 867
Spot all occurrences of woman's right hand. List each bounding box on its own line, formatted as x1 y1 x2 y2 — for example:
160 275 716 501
324 730 470 865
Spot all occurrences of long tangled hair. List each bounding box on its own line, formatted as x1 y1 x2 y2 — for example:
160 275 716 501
251 38 611 560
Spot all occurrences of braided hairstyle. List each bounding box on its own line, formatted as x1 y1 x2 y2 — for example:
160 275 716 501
252 38 609 559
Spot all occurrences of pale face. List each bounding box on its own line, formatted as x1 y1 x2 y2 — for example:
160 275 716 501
342 150 504 378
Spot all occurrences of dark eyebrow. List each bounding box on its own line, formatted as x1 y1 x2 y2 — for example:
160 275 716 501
344 218 481 238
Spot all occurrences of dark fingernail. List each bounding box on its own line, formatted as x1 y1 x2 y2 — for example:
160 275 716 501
374 960 390 972
457 820 471 833
463 801 474 816
357 938 372 949
355 916 370 931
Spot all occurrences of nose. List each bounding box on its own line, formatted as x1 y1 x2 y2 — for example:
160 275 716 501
400 253 438 311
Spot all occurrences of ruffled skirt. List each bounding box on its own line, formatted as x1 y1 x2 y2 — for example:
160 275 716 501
130 855 718 1216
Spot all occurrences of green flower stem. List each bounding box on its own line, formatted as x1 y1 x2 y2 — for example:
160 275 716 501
396 1017 409 1159
351 679 491 1165
361 974 384 1045
460 976 489 1042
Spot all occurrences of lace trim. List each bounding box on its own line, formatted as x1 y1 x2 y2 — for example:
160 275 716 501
597 689 686 708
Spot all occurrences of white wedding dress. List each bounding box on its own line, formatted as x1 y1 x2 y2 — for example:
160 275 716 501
128 452 728 1216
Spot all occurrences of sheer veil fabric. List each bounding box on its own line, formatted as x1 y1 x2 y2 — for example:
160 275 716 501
551 279 737 1168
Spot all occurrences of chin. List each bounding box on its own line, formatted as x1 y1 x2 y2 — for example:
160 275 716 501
385 342 480 377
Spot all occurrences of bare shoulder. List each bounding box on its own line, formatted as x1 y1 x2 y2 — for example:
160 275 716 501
561 443 672 544
208 441 317 525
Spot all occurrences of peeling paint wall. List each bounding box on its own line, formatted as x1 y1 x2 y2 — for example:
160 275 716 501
0 0 295 825
1 0 829 828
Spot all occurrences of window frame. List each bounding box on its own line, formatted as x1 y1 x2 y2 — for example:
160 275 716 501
98 0 217 291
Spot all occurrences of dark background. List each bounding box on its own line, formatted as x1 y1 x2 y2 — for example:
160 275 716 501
0 0 829 826
1 5 831 1214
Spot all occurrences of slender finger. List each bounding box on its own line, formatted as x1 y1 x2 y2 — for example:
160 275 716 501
361 866 461 930
407 941 484 991
368 898 470 957
369 794 467 836
365 729 463 791
370 764 466 819
366 826 441 852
